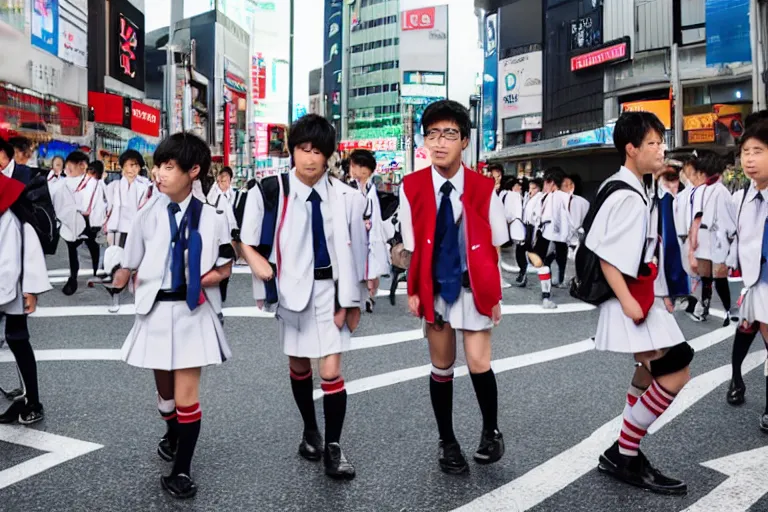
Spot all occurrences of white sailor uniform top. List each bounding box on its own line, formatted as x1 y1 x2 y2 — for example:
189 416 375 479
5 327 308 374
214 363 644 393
106 176 150 234
540 189 573 244
501 190 526 243
693 180 737 264
585 167 685 353
357 179 391 279
0 211 52 315
120 192 233 371
732 184 768 325
241 170 385 358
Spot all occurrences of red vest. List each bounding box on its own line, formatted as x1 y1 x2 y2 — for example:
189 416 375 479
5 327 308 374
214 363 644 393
403 166 501 323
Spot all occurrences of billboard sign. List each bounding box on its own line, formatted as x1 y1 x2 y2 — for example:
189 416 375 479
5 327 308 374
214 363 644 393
323 0 342 120
706 0 751 66
497 51 543 127
401 7 435 31
400 4 448 100
31 0 58 56
482 12 497 152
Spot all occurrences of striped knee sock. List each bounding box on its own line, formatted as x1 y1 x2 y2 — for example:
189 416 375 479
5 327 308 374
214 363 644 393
173 403 202 476
321 377 347 445
430 364 456 444
618 381 676 456
538 266 552 298
622 384 647 420
290 367 318 432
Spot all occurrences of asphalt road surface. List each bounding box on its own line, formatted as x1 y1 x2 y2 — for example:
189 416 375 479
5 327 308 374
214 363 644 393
0 245 765 512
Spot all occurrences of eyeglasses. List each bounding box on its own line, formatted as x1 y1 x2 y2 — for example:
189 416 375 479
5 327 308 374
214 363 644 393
425 128 461 141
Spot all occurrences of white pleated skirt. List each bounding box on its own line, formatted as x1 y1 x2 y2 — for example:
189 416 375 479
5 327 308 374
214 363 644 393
121 299 231 370
739 282 768 325
429 288 494 332
594 297 685 353
278 279 351 358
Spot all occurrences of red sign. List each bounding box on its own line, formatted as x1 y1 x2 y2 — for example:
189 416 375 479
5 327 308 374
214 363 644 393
252 53 267 103
401 7 435 31
130 101 160 137
118 15 139 78
570 40 629 72
88 91 124 126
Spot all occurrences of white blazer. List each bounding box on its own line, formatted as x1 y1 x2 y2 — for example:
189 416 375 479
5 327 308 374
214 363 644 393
48 179 85 242
0 211 51 311
358 180 390 279
122 193 232 315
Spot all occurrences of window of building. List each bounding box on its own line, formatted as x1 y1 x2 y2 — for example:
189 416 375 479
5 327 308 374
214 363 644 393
391 83 399 92
383 84 390 92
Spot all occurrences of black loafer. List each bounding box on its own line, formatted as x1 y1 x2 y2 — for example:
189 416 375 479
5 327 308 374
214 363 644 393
158 433 177 462
760 414 768 433
299 430 323 462
439 440 469 475
62 277 78 296
474 429 505 464
324 442 356 480
598 442 687 495
17 403 44 425
161 473 197 499
726 380 746 406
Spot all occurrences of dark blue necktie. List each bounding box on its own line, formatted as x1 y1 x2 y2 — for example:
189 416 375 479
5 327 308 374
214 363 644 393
433 181 462 304
758 193 768 283
167 202 186 292
308 189 331 269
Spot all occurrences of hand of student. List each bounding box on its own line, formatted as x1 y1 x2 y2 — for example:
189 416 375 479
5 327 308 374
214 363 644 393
346 307 361 332
491 303 502 326
112 268 131 289
663 297 675 313
334 307 347 329
621 297 645 324
408 295 420 317
256 299 265 309
689 254 699 274
367 278 380 297
23 294 37 315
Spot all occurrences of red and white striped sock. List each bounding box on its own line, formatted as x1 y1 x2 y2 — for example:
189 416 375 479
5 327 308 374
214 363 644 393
177 403 202 424
622 384 647 420
538 266 552 297
618 380 676 456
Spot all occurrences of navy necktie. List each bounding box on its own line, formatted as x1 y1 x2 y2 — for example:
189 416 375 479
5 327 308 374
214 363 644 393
433 181 462 304
757 192 768 283
167 202 185 292
308 189 331 269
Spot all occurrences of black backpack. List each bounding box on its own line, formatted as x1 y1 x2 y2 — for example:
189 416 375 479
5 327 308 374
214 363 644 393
11 174 60 255
570 180 646 306
256 173 290 259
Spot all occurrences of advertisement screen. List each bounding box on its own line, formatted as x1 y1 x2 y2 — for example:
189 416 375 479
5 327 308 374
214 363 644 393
482 12 497 152
250 0 291 126
497 51 543 129
399 4 448 100
324 0 342 121
31 0 58 56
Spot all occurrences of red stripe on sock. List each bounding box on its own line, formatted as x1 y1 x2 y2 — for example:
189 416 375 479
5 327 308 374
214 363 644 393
321 378 345 395
160 411 177 421
640 394 664 416
431 372 454 383
538 273 551 281
618 439 639 453
619 430 641 446
645 387 670 410
652 381 676 402
626 394 639 406
622 419 647 437
177 403 202 424
290 368 312 381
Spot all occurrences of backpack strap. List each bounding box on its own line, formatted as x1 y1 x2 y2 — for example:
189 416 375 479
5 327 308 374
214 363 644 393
257 173 290 259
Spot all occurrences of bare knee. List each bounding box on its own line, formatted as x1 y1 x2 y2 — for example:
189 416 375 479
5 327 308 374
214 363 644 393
319 353 342 380
289 357 312 375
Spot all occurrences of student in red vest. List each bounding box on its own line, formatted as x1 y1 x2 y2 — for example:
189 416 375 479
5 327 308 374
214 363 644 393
399 100 507 474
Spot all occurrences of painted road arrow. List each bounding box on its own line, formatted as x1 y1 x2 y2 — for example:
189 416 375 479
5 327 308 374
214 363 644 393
681 445 768 512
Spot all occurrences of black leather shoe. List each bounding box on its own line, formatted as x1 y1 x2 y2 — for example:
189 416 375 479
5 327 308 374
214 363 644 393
0 400 25 424
0 387 23 401
62 277 78 296
299 430 323 462
17 402 44 425
474 429 505 464
161 473 197 499
438 440 469 475
515 274 527 288
324 443 356 480
158 433 177 462
726 380 746 406
759 414 768 433
598 442 687 495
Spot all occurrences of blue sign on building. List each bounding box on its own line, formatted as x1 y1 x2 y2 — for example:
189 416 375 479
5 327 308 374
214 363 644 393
706 0 751 66
482 13 498 153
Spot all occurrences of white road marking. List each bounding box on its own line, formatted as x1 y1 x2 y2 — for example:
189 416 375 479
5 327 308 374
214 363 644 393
313 339 596 400
0 426 103 491
683 446 768 512
350 329 423 351
450 345 762 512
500 302 594 315
47 269 106 278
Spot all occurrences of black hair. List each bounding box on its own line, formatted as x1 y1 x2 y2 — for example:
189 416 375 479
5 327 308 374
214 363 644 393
119 149 145 169
349 149 376 172
488 163 504 175
613 111 666 164
87 161 105 180
567 173 584 196
219 166 234 179
500 176 518 191
519 177 529 191
745 110 768 129
0 138 13 160
153 132 212 178
9 136 32 154
543 166 566 188
287 113 336 159
531 178 544 190
690 149 726 177
65 151 90 165
421 99 471 140
740 119 768 149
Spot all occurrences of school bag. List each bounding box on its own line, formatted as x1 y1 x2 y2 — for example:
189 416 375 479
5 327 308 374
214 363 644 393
11 174 60 255
569 180 646 306
232 180 257 229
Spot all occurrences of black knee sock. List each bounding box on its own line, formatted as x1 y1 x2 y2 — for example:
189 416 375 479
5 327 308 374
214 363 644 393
714 278 731 311
86 237 100 275
515 245 528 275
701 277 713 304
470 369 499 432
429 366 456 444
219 277 230 303
731 326 759 388
5 315 39 405
290 368 318 432
555 242 568 283
321 377 347 445
66 241 80 279
173 404 201 476
158 397 178 445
